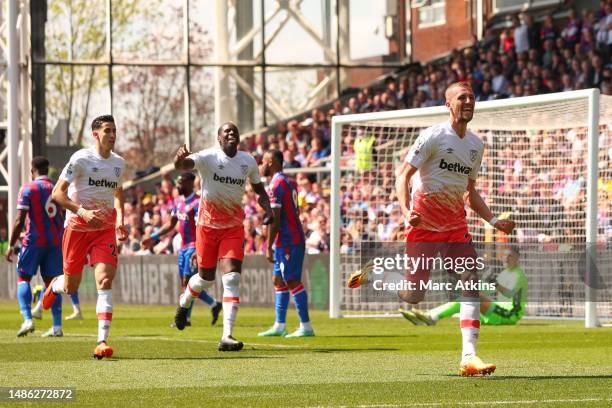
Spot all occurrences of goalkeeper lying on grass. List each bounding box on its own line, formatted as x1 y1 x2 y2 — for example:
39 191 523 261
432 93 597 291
400 246 527 326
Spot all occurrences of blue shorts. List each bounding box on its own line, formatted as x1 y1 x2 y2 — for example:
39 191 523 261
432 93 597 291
178 247 197 278
16 246 63 279
273 244 305 282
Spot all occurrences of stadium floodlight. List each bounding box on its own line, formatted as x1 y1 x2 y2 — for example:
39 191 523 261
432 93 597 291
330 89 611 328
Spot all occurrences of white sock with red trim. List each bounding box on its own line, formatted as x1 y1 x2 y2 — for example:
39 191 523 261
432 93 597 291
51 275 65 293
221 272 240 338
180 273 214 308
460 298 480 363
96 289 113 343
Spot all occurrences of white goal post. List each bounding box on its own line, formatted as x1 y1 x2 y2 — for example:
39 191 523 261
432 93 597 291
330 89 611 328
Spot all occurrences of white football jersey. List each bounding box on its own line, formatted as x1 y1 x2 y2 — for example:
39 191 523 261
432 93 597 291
59 147 125 231
189 148 261 229
405 121 484 231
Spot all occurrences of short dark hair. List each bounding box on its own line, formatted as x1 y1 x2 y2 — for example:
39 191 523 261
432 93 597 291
268 149 284 166
217 121 238 136
179 172 196 182
31 156 49 175
92 115 115 131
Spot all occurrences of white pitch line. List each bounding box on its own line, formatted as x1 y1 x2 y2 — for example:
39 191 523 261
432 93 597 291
311 397 612 408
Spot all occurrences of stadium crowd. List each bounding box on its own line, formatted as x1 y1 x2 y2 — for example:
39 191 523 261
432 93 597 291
110 5 612 257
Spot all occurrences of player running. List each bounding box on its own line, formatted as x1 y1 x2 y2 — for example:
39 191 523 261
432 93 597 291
30 285 83 321
43 115 127 359
395 82 515 376
142 172 222 326
401 246 527 327
173 121 274 351
5 156 65 337
257 150 313 338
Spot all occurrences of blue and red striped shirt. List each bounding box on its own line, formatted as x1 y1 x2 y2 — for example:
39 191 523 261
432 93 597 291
171 192 199 249
268 172 305 248
16 176 64 247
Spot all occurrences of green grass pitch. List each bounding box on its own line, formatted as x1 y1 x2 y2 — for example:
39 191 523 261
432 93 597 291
1 301 611 407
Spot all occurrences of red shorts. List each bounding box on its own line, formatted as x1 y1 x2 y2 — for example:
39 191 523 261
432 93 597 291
62 227 118 276
196 224 244 269
405 226 478 284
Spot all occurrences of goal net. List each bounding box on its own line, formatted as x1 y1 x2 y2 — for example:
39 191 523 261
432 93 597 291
330 90 612 326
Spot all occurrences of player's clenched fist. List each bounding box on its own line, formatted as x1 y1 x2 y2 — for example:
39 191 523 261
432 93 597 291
494 219 515 234
408 211 422 227
174 144 191 162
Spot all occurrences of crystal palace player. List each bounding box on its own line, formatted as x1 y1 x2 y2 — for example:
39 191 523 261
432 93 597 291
257 150 313 338
43 115 127 359
395 82 515 376
142 172 222 326
173 121 274 351
5 156 64 337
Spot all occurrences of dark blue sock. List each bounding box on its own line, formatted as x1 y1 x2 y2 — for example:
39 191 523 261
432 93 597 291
70 292 79 306
198 290 215 306
275 285 290 324
291 284 310 323
51 294 62 328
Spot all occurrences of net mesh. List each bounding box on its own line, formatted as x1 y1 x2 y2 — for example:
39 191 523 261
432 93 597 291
337 95 612 319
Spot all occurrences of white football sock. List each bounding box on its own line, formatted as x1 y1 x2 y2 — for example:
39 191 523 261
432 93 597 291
460 298 480 362
51 275 65 294
96 289 113 343
222 272 240 338
180 274 214 308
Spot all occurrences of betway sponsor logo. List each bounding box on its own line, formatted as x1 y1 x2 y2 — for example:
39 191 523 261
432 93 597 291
439 158 472 175
213 172 245 186
88 177 118 189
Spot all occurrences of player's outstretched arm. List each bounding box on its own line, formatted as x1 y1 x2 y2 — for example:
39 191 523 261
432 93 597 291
52 179 106 228
466 179 515 234
252 182 274 225
5 209 26 262
395 161 421 226
142 216 178 247
174 144 195 170
114 187 128 242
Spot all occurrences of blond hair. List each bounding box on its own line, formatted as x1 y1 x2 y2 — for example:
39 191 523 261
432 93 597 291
445 81 473 102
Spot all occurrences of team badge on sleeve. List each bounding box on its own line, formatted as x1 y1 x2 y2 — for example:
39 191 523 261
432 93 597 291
470 150 478 162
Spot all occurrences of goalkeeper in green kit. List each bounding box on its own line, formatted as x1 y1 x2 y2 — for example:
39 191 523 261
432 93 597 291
401 246 527 326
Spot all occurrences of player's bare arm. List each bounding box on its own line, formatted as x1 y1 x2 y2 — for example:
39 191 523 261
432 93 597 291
114 187 128 242
52 179 105 228
466 179 515 234
5 209 26 262
174 144 195 170
265 207 281 263
252 182 274 225
395 161 421 227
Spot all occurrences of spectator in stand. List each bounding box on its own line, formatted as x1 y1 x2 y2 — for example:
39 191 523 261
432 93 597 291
491 64 508 95
514 14 530 54
561 8 583 50
540 13 558 44
526 13 541 51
